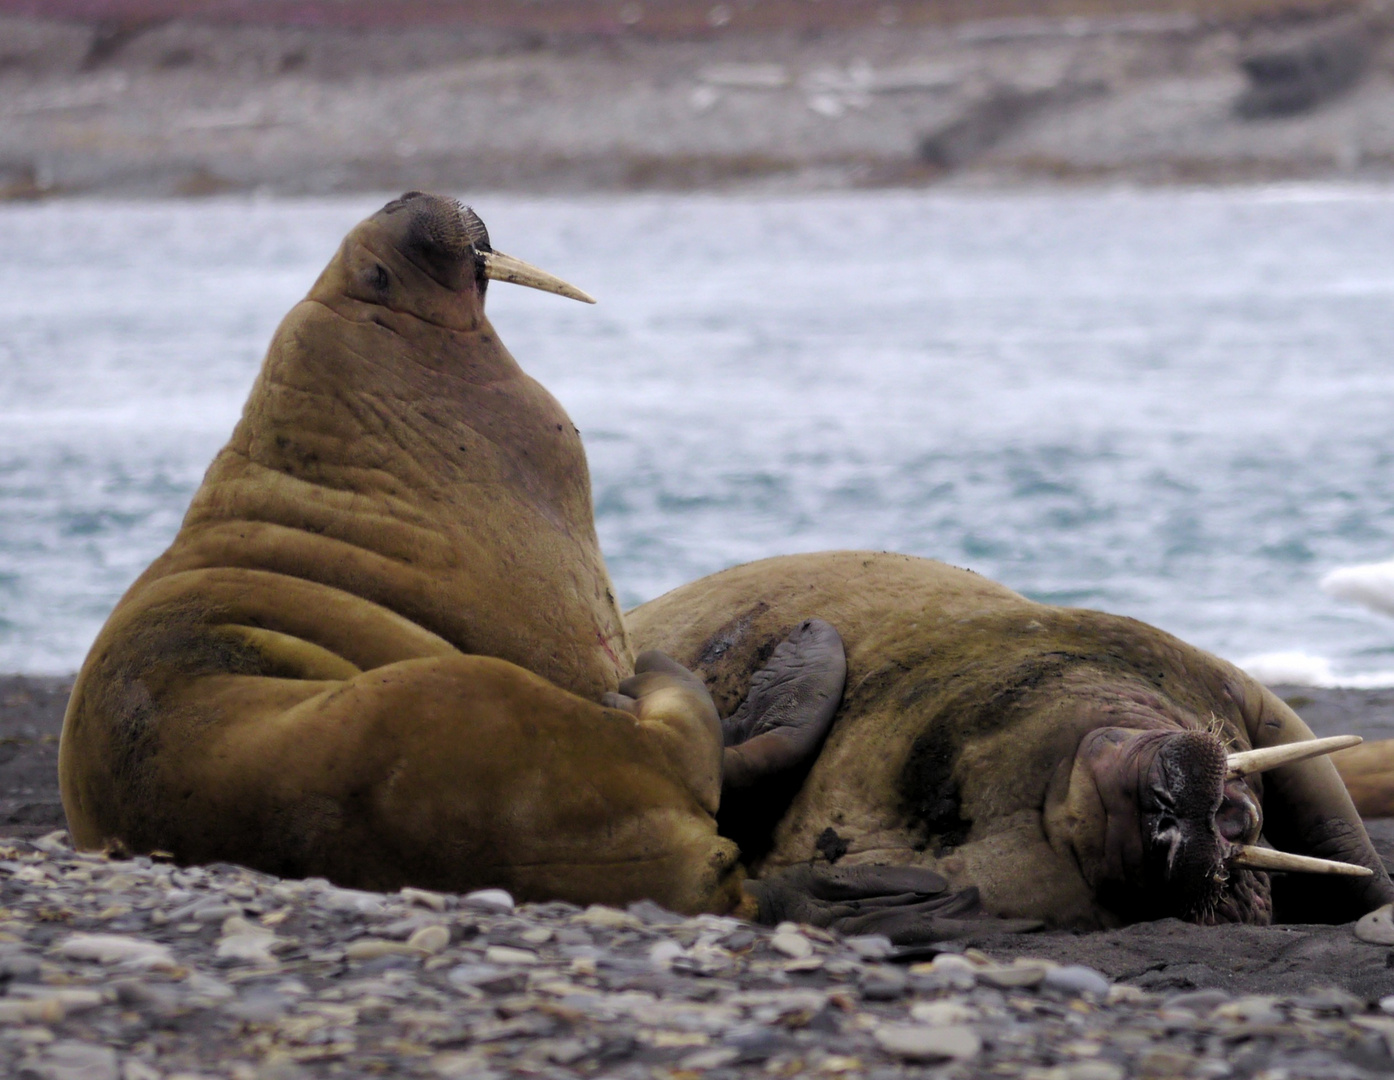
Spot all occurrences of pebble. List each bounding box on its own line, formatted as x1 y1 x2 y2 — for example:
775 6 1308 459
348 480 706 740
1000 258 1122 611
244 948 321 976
1356 903 1394 945
405 923 451 954
56 934 175 971
0 831 1383 1079
874 1022 981 1062
461 888 514 914
771 931 813 959
1043 964 1111 997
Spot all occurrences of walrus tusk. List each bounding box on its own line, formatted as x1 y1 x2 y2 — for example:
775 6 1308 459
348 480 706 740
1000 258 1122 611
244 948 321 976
1230 844 1374 877
1225 734 1363 779
480 250 596 304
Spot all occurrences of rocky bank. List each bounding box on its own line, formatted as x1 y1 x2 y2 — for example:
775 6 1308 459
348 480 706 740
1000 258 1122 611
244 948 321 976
3 1 1394 197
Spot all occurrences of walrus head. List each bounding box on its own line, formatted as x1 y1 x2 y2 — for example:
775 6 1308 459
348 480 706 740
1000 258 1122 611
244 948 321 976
325 191 594 333
1050 725 1368 923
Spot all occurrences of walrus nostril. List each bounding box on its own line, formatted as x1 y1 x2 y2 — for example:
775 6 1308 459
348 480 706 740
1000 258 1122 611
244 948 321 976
458 205 491 252
1153 729 1227 819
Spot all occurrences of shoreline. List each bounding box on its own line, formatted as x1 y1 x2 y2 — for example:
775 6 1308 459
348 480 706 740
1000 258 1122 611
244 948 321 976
3 4 1393 198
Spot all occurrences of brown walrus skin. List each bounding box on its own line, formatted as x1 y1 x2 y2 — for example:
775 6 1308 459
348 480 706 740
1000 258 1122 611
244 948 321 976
58 193 752 915
1335 742 1394 819
629 551 1394 928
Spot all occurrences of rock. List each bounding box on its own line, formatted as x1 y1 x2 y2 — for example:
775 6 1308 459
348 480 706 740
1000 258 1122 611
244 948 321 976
845 935 893 960
977 961 1049 988
627 900 685 926
770 931 813 959
1356 904 1394 945
405 924 451 955
1043 964 1110 997
1060 1063 1126 1080
26 1041 118 1080
1164 988 1231 1014
484 945 539 966
344 939 421 961
910 1000 977 1025
874 1023 981 1062
679 1047 740 1070
56 934 176 971
223 990 291 1023
309 883 386 915
400 886 448 911
649 940 685 969
461 889 514 915
1213 995 1284 1025
215 921 280 967
860 966 908 1000
574 905 642 930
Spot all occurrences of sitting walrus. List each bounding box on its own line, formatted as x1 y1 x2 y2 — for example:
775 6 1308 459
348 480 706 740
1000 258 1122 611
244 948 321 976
629 552 1394 928
58 193 861 922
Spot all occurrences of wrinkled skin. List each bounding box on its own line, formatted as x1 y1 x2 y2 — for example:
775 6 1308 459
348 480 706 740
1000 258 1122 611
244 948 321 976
60 193 754 914
630 551 1394 928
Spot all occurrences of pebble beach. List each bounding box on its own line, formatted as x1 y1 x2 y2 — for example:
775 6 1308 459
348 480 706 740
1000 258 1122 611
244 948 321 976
6 828 1394 1080
6 678 1394 1078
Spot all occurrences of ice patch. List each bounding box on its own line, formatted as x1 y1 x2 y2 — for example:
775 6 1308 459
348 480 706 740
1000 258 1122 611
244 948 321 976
1321 561 1394 620
1236 650 1394 689
1238 651 1338 687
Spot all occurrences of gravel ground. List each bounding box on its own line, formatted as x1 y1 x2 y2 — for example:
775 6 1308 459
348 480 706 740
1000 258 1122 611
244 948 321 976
7 829 1394 1080
9 676 1394 1076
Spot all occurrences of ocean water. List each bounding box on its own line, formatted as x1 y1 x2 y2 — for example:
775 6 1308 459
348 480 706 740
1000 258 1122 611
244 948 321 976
3 187 1394 683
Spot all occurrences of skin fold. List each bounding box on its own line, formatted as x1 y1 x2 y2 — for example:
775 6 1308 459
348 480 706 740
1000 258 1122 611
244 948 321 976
629 551 1394 928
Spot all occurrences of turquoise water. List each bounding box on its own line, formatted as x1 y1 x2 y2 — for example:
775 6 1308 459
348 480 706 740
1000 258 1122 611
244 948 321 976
4 187 1394 682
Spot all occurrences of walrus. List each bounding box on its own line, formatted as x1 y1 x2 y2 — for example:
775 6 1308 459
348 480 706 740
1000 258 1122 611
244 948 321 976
1335 742 1394 819
629 551 1394 928
58 193 875 922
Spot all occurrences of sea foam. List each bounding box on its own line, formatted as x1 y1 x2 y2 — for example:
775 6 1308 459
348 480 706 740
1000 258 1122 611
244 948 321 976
1321 561 1394 620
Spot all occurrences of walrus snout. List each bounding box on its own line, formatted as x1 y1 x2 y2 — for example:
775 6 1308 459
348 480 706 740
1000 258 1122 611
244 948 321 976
1138 730 1232 913
376 192 596 303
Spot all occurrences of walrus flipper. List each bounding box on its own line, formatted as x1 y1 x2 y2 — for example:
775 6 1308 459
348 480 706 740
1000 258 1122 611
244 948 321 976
721 618 846 790
1239 690 1394 921
745 864 1040 944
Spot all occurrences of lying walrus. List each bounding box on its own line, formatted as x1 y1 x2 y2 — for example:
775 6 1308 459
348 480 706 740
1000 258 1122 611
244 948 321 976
59 193 861 922
629 552 1394 928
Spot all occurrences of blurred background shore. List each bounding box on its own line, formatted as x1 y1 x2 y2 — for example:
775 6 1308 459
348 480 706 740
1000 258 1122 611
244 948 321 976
3 0 1394 198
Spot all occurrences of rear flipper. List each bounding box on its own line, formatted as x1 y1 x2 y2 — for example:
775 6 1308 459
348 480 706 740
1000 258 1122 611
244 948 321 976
745 864 1042 944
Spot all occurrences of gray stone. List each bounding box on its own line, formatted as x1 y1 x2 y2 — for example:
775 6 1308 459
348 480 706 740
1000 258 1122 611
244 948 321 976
24 1041 118 1080
874 1023 981 1062
1356 905 1394 946
860 966 908 1001
1043 964 1110 997
845 935 894 960
1164 988 1231 1013
462 889 515 915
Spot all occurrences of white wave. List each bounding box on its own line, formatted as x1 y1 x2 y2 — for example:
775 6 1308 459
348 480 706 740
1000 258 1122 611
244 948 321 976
1321 561 1394 619
1236 650 1394 689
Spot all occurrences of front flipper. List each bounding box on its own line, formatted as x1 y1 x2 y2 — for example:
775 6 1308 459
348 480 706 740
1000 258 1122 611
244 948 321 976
745 864 1042 944
722 618 846 790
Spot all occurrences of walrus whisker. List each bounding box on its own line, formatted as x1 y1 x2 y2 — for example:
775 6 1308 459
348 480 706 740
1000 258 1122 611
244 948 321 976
1225 734 1362 779
1229 844 1373 877
480 250 597 304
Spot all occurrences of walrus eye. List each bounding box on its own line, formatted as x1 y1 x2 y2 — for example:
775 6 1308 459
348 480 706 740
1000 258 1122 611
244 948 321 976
367 263 389 293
